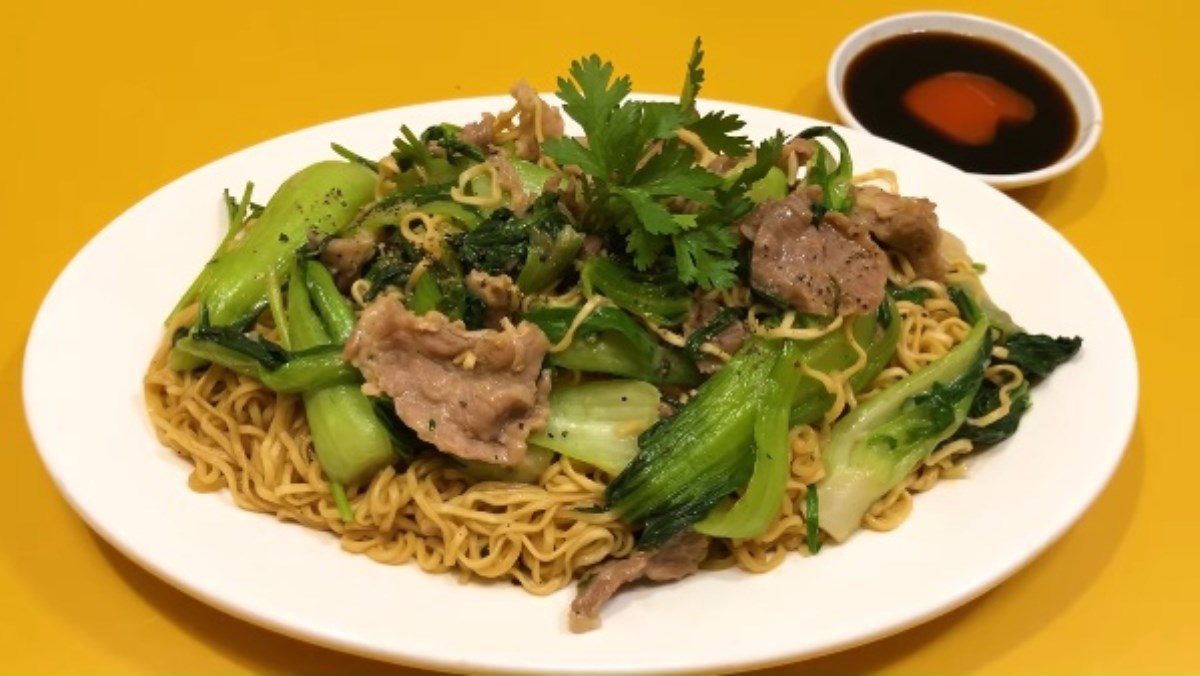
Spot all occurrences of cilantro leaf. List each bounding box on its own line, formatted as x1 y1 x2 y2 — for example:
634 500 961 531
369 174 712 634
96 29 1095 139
673 221 739 288
686 110 751 157
679 37 705 119
592 102 646 180
731 131 785 190
630 142 721 202
613 187 681 235
641 101 687 140
556 55 631 140
626 227 670 269
542 137 606 176
590 101 688 181
547 45 756 289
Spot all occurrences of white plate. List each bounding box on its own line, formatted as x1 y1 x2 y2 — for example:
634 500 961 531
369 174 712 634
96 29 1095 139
24 96 1137 674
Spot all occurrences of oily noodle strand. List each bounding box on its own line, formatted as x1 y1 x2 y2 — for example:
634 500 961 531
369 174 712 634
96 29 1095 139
145 308 632 594
718 255 999 573
146 254 1006 588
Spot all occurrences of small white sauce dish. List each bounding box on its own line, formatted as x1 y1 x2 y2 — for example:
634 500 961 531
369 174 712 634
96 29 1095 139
827 11 1102 190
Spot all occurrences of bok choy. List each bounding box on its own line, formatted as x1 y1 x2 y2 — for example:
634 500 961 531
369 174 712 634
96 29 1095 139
530 380 661 475
817 312 992 541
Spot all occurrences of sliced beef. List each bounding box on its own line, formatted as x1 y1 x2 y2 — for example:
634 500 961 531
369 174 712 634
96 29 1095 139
849 185 946 280
465 270 521 328
579 233 604 259
510 80 565 161
746 189 888 316
783 135 818 166
568 531 710 633
682 296 747 373
488 154 530 215
344 297 551 465
460 112 496 150
706 154 741 173
315 229 377 291
738 184 822 242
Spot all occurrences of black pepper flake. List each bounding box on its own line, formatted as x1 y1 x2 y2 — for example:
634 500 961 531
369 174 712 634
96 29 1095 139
427 419 436 431
278 233 290 243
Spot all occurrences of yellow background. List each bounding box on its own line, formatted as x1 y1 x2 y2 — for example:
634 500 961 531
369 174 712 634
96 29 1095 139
2 0 1196 672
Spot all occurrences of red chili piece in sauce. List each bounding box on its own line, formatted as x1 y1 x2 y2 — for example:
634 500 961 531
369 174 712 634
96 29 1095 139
902 71 1036 146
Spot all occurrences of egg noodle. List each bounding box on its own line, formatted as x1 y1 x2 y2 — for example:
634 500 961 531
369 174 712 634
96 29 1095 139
144 247 1015 591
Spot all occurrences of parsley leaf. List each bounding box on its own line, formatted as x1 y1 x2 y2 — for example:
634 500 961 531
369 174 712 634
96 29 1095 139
679 37 705 119
687 110 751 156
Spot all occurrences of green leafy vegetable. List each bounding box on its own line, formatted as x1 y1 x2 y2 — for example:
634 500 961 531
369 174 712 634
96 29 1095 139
951 331 1079 447
695 340 801 538
672 217 740 289
687 111 750 157
361 235 421 302
457 193 570 277
172 161 376 331
582 257 692 325
530 380 661 475
330 143 379 172
679 37 704 119
805 487 821 554
606 340 777 547
173 336 359 393
371 396 418 461
817 317 992 541
683 307 738 359
516 225 584 294
420 124 486 163
523 305 700 386
303 261 357 342
954 380 1032 446
799 126 855 217
543 50 751 289
889 284 933 305
287 263 396 493
747 166 787 203
629 142 722 202
189 307 288 370
788 303 901 426
1002 333 1083 380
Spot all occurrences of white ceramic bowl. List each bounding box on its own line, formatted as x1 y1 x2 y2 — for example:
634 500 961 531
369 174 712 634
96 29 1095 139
827 11 1102 190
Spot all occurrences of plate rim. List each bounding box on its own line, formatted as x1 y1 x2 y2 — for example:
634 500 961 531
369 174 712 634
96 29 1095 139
22 94 1139 674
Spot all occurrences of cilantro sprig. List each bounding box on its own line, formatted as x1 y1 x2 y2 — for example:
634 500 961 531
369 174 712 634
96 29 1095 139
542 41 770 289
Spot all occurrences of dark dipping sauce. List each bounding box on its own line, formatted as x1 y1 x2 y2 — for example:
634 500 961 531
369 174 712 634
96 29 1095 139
844 31 1078 175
